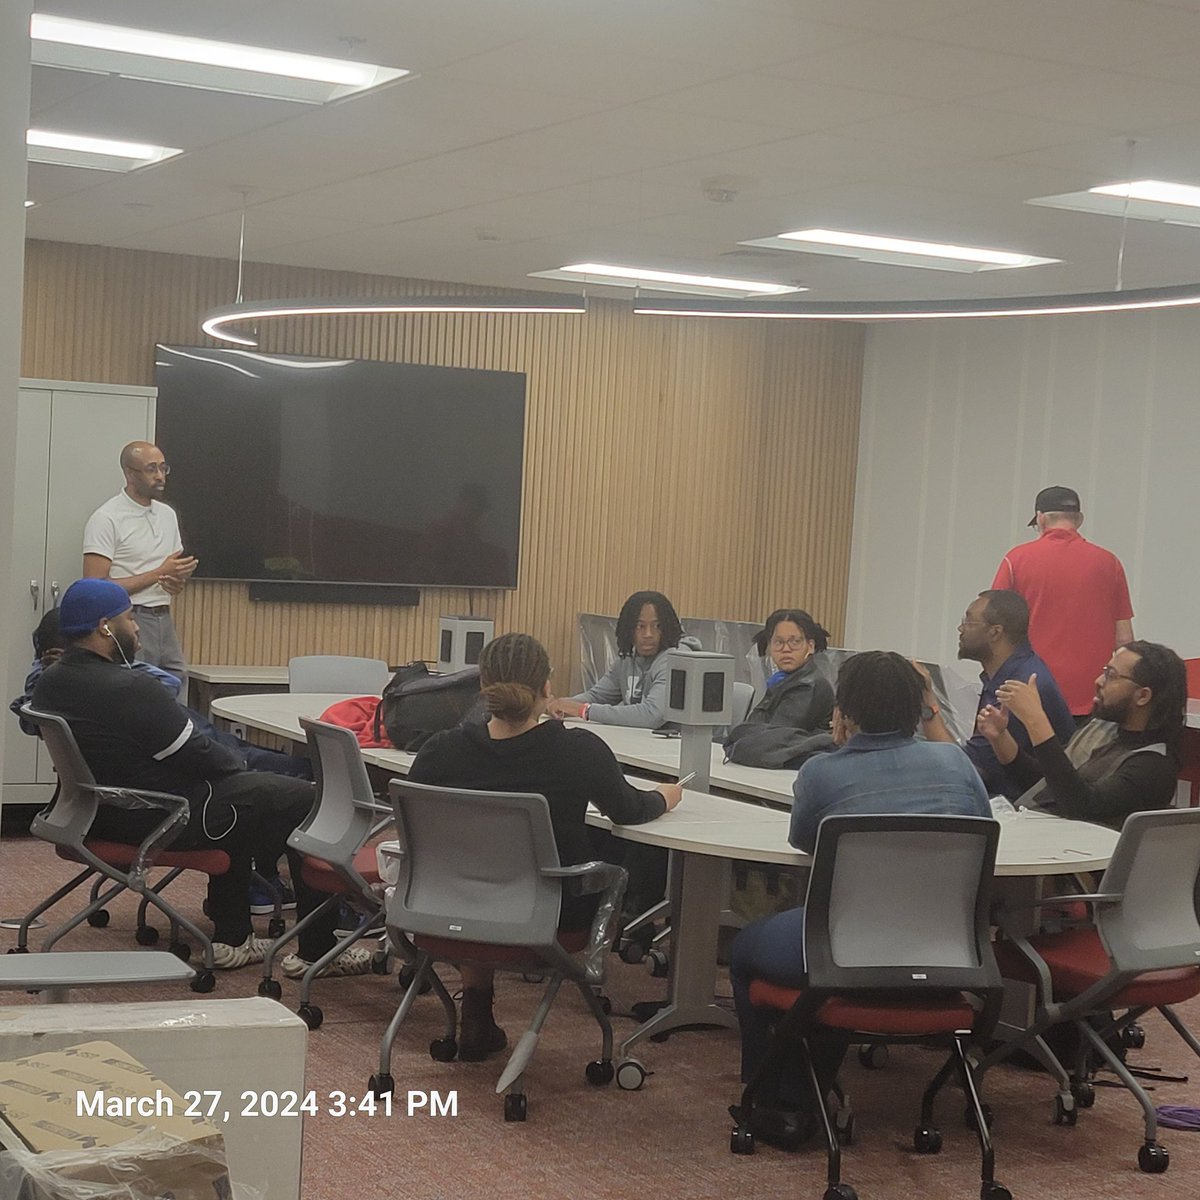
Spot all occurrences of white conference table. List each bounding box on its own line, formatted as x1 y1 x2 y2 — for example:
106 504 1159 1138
213 693 1119 1060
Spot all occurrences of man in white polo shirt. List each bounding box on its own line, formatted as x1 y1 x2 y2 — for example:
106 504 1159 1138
83 441 198 689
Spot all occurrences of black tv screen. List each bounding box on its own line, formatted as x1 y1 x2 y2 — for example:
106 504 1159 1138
154 345 526 588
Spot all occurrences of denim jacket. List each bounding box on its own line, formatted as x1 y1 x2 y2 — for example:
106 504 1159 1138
789 730 991 852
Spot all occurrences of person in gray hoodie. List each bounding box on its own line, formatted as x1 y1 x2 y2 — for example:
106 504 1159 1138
551 590 700 727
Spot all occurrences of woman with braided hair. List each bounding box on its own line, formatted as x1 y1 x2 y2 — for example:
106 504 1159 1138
408 632 682 1061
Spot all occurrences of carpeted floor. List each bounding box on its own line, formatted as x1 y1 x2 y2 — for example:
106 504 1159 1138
1 835 1197 1200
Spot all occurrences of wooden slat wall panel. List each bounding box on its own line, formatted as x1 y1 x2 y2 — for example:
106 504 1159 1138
21 240 864 685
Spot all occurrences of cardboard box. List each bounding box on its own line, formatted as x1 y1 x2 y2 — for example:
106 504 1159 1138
0 1040 229 1200
0 999 305 1200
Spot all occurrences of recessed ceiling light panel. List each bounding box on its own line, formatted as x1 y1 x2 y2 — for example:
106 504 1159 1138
26 128 182 172
1029 179 1200 228
30 14 410 104
740 228 1059 273
529 262 804 298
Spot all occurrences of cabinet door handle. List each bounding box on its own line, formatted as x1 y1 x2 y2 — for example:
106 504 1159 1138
30 579 39 609
50 581 61 606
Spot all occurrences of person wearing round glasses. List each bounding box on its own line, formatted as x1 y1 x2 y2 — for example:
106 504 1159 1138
723 609 835 768
82 441 198 689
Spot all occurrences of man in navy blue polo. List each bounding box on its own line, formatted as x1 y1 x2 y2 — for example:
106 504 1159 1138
918 589 1074 797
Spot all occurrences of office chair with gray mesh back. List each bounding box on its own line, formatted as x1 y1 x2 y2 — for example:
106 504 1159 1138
372 779 628 1122
730 681 756 727
288 655 389 694
981 807 1200 1176
732 814 1008 1200
258 718 396 1027
16 706 225 993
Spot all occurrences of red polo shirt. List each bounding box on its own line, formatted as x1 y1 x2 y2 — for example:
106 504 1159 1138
992 528 1133 715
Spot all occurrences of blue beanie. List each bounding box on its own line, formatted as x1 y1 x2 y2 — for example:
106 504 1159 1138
58 578 132 636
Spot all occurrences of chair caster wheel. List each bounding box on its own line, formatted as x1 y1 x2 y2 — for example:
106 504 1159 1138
169 941 190 962
1054 1094 1077 1126
369 1073 394 1098
616 1059 647 1091
429 1037 458 1062
257 978 282 1000
370 952 389 975
190 970 215 994
1138 1141 1169 1173
585 1059 614 1086
298 1003 323 1030
619 939 647 964
835 1110 856 1146
503 1092 527 1122
88 910 111 929
1071 1080 1095 1109
134 924 157 945
913 1126 942 1154
1122 1023 1146 1050
730 1127 755 1154
858 1043 888 1070
823 1185 858 1200
981 1183 1012 1200
965 1103 994 1132
647 948 669 978
267 917 286 939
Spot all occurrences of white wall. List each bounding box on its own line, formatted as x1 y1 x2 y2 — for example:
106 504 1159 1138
847 309 1200 666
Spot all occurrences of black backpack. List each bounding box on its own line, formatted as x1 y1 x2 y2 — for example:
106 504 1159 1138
372 661 484 751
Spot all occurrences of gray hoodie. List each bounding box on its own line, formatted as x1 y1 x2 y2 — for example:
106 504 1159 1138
573 636 703 728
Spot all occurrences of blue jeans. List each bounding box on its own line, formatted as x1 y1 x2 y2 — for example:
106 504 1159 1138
730 907 849 1104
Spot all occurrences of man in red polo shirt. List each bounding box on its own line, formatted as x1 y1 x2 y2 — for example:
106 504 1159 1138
992 486 1134 719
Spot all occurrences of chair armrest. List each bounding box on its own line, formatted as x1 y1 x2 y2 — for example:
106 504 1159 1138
542 862 629 984
997 891 1123 913
80 783 189 891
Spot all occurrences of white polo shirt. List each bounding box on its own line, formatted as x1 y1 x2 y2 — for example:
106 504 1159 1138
83 490 182 608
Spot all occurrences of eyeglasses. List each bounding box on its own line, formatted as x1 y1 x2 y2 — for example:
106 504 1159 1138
135 463 170 476
1099 665 1139 684
770 637 810 651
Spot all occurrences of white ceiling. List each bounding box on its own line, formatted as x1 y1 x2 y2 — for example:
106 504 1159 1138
23 0 1200 301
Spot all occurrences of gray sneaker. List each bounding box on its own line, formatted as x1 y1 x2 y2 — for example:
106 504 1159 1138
212 936 273 970
280 946 373 979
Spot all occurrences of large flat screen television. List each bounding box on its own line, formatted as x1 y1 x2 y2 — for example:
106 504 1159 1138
154 345 526 589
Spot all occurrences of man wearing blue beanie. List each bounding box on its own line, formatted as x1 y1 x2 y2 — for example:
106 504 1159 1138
31 579 371 976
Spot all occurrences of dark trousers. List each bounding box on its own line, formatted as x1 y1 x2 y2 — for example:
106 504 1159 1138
93 771 337 958
730 908 849 1105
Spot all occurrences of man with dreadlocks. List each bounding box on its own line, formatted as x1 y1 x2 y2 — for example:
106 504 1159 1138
978 639 1186 829
551 590 701 727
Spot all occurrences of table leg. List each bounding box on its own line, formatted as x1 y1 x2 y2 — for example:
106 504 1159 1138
619 850 738 1057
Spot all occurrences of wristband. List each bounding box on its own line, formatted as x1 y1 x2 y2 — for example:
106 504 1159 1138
581 704 590 722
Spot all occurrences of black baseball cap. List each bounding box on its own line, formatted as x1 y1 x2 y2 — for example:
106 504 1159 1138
1029 485 1081 526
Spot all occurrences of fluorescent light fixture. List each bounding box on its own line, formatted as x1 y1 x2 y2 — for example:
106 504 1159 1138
740 228 1058 273
1090 180 1200 208
202 294 587 347
27 128 181 172
529 262 803 298
632 282 1200 321
1029 180 1200 228
30 14 409 104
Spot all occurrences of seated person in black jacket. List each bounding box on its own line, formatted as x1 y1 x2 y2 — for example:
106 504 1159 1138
723 609 835 767
977 639 1185 829
30 578 365 975
408 632 682 1061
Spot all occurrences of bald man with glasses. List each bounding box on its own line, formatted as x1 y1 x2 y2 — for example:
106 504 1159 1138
83 441 198 688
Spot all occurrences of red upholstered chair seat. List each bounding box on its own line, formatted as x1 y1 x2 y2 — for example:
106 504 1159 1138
300 846 381 895
413 927 589 965
994 929 1200 1009
748 979 977 1035
62 841 231 876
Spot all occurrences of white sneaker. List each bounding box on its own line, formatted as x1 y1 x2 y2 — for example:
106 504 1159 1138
211 935 273 970
280 946 374 979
